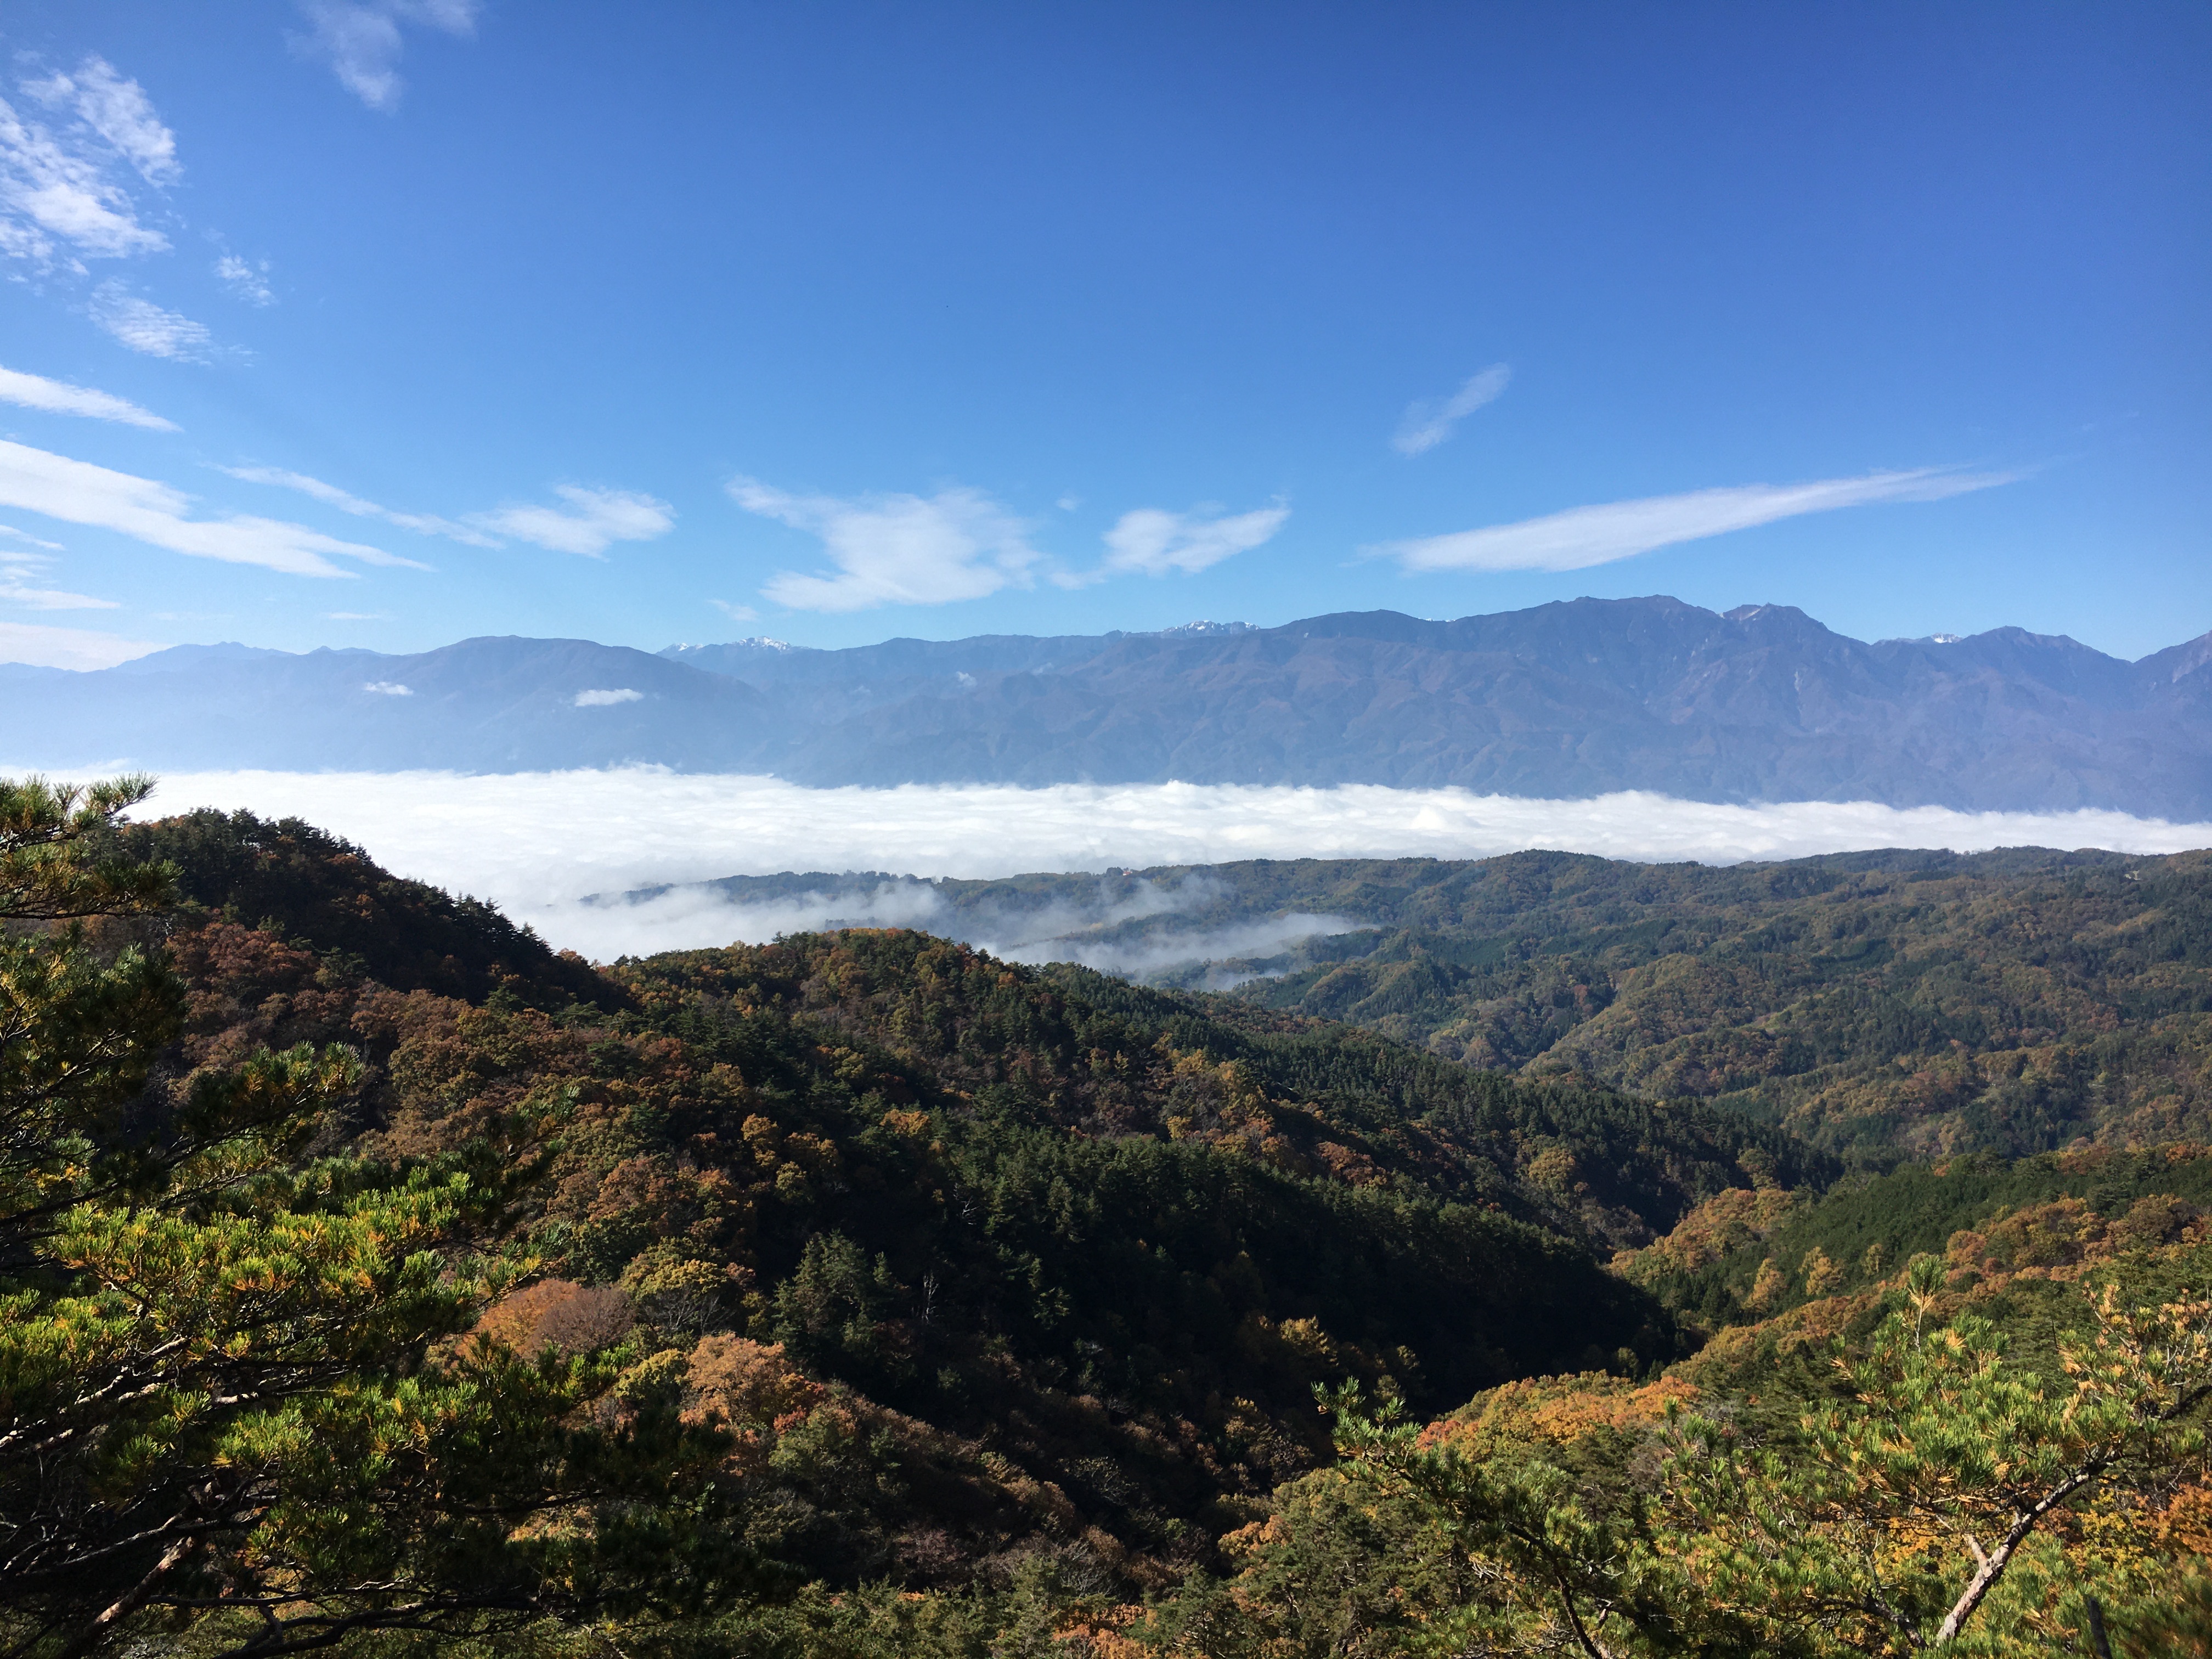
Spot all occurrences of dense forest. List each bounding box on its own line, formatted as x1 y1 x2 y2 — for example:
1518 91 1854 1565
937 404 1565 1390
1181 848 2212 1164
775 845 2212 1164
4 788 2207 1656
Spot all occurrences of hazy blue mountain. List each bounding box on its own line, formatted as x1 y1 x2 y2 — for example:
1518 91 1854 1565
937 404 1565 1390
661 599 2212 814
4 636 776 772
6 599 2209 815
108 642 304 675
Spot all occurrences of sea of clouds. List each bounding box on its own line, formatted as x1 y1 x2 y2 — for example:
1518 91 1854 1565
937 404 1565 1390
599 870 1364 985
81 767 2212 962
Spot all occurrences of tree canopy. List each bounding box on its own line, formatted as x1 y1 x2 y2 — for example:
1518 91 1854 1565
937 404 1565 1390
0 781 728 1657
5 783 2208 1655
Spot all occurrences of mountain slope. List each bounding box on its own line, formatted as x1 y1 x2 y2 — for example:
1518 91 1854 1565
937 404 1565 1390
1222 846 2212 1160
131 812 1835 1590
636 845 2212 1163
9 598 2211 814
8 636 777 772
750 599 2212 811
47 795 2212 1646
103 805 618 1009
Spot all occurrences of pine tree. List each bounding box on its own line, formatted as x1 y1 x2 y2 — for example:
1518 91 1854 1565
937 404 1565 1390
0 777 731 1657
1325 1249 2212 1655
1665 1257 2212 1652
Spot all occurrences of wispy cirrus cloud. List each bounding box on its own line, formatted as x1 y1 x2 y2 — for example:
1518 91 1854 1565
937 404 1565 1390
0 61 243 368
2 587 115 611
735 479 1041 612
1378 467 2019 574
1392 363 1511 456
290 0 481 112
223 464 494 548
229 466 674 557
0 577 116 611
1090 503 1290 579
215 253 275 306
0 57 175 270
22 58 179 186
0 363 174 430
471 486 675 557
89 283 214 360
0 439 427 578
0 540 117 611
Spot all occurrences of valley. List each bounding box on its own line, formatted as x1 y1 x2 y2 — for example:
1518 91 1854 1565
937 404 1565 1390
7 794 2205 1654
624 843 2212 1165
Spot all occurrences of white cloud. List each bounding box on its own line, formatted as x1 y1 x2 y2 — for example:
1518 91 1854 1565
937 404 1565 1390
0 58 175 269
1009 912 1357 986
290 0 481 112
620 872 1352 985
0 525 64 551
550 871 1360 973
0 546 118 609
227 466 374 512
1380 467 2019 574
90 284 213 360
573 880 953 960
735 479 1041 612
0 582 116 610
55 769 2212 959
0 438 426 577
23 58 179 186
362 680 412 695
1098 503 1290 578
215 253 275 306
471 485 674 557
223 463 495 548
709 599 758 622
0 362 175 430
284 470 678 561
1393 364 1511 456
573 687 643 707
0 618 162 669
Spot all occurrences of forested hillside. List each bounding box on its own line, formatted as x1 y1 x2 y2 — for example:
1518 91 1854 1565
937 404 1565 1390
9 790 2208 1657
100 806 616 1009
674 845 2212 1166
1615 1141 2212 1330
1208 846 2212 1162
7 800 1791 1646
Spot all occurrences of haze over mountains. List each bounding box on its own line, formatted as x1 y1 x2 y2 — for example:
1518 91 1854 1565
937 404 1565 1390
9 596 2211 819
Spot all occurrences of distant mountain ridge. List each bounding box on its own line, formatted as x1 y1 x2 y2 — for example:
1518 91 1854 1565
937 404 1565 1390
6 596 2211 816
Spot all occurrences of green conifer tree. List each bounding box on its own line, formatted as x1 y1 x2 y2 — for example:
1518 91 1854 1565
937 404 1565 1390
0 777 731 1657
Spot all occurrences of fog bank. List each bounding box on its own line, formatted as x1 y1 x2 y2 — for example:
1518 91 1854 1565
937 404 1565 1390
82 768 2212 958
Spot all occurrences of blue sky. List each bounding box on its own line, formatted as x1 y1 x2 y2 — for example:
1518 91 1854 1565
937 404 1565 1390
0 1 2204 669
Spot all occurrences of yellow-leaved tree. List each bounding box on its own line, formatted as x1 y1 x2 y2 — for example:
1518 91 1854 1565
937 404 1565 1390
1327 1248 2212 1656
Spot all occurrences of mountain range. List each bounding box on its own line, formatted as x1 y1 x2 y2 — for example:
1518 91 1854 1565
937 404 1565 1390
8 596 2211 816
